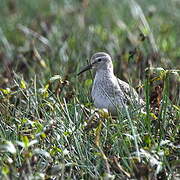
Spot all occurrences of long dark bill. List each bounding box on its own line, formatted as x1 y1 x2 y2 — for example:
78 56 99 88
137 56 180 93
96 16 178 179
77 64 92 75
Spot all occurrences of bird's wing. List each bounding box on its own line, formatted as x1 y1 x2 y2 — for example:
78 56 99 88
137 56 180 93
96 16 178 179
117 78 145 106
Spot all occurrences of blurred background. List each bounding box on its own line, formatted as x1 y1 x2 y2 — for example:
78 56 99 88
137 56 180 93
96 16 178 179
0 0 179 97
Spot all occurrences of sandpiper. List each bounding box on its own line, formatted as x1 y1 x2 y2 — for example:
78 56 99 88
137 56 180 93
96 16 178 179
78 52 145 115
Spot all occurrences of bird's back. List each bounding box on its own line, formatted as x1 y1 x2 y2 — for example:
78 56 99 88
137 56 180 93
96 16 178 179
117 78 145 107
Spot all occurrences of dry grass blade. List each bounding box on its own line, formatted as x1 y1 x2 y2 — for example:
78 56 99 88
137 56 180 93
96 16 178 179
128 0 158 53
17 24 50 47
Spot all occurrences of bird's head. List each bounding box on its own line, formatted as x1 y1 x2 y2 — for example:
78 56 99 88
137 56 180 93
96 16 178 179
77 52 113 75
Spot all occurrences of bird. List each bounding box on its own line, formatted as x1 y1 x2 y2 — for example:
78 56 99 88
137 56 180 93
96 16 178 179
78 52 145 116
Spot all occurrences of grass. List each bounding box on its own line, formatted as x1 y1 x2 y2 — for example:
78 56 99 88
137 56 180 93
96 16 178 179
0 0 179 179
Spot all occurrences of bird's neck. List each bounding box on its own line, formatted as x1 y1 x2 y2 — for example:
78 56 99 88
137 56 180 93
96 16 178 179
95 67 115 79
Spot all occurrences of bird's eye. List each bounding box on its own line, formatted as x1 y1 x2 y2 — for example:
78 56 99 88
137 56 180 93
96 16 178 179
98 58 102 62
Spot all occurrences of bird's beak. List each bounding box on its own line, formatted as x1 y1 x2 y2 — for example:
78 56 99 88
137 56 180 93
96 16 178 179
77 64 92 75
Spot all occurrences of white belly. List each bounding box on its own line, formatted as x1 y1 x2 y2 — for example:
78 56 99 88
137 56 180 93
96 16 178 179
91 82 124 115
